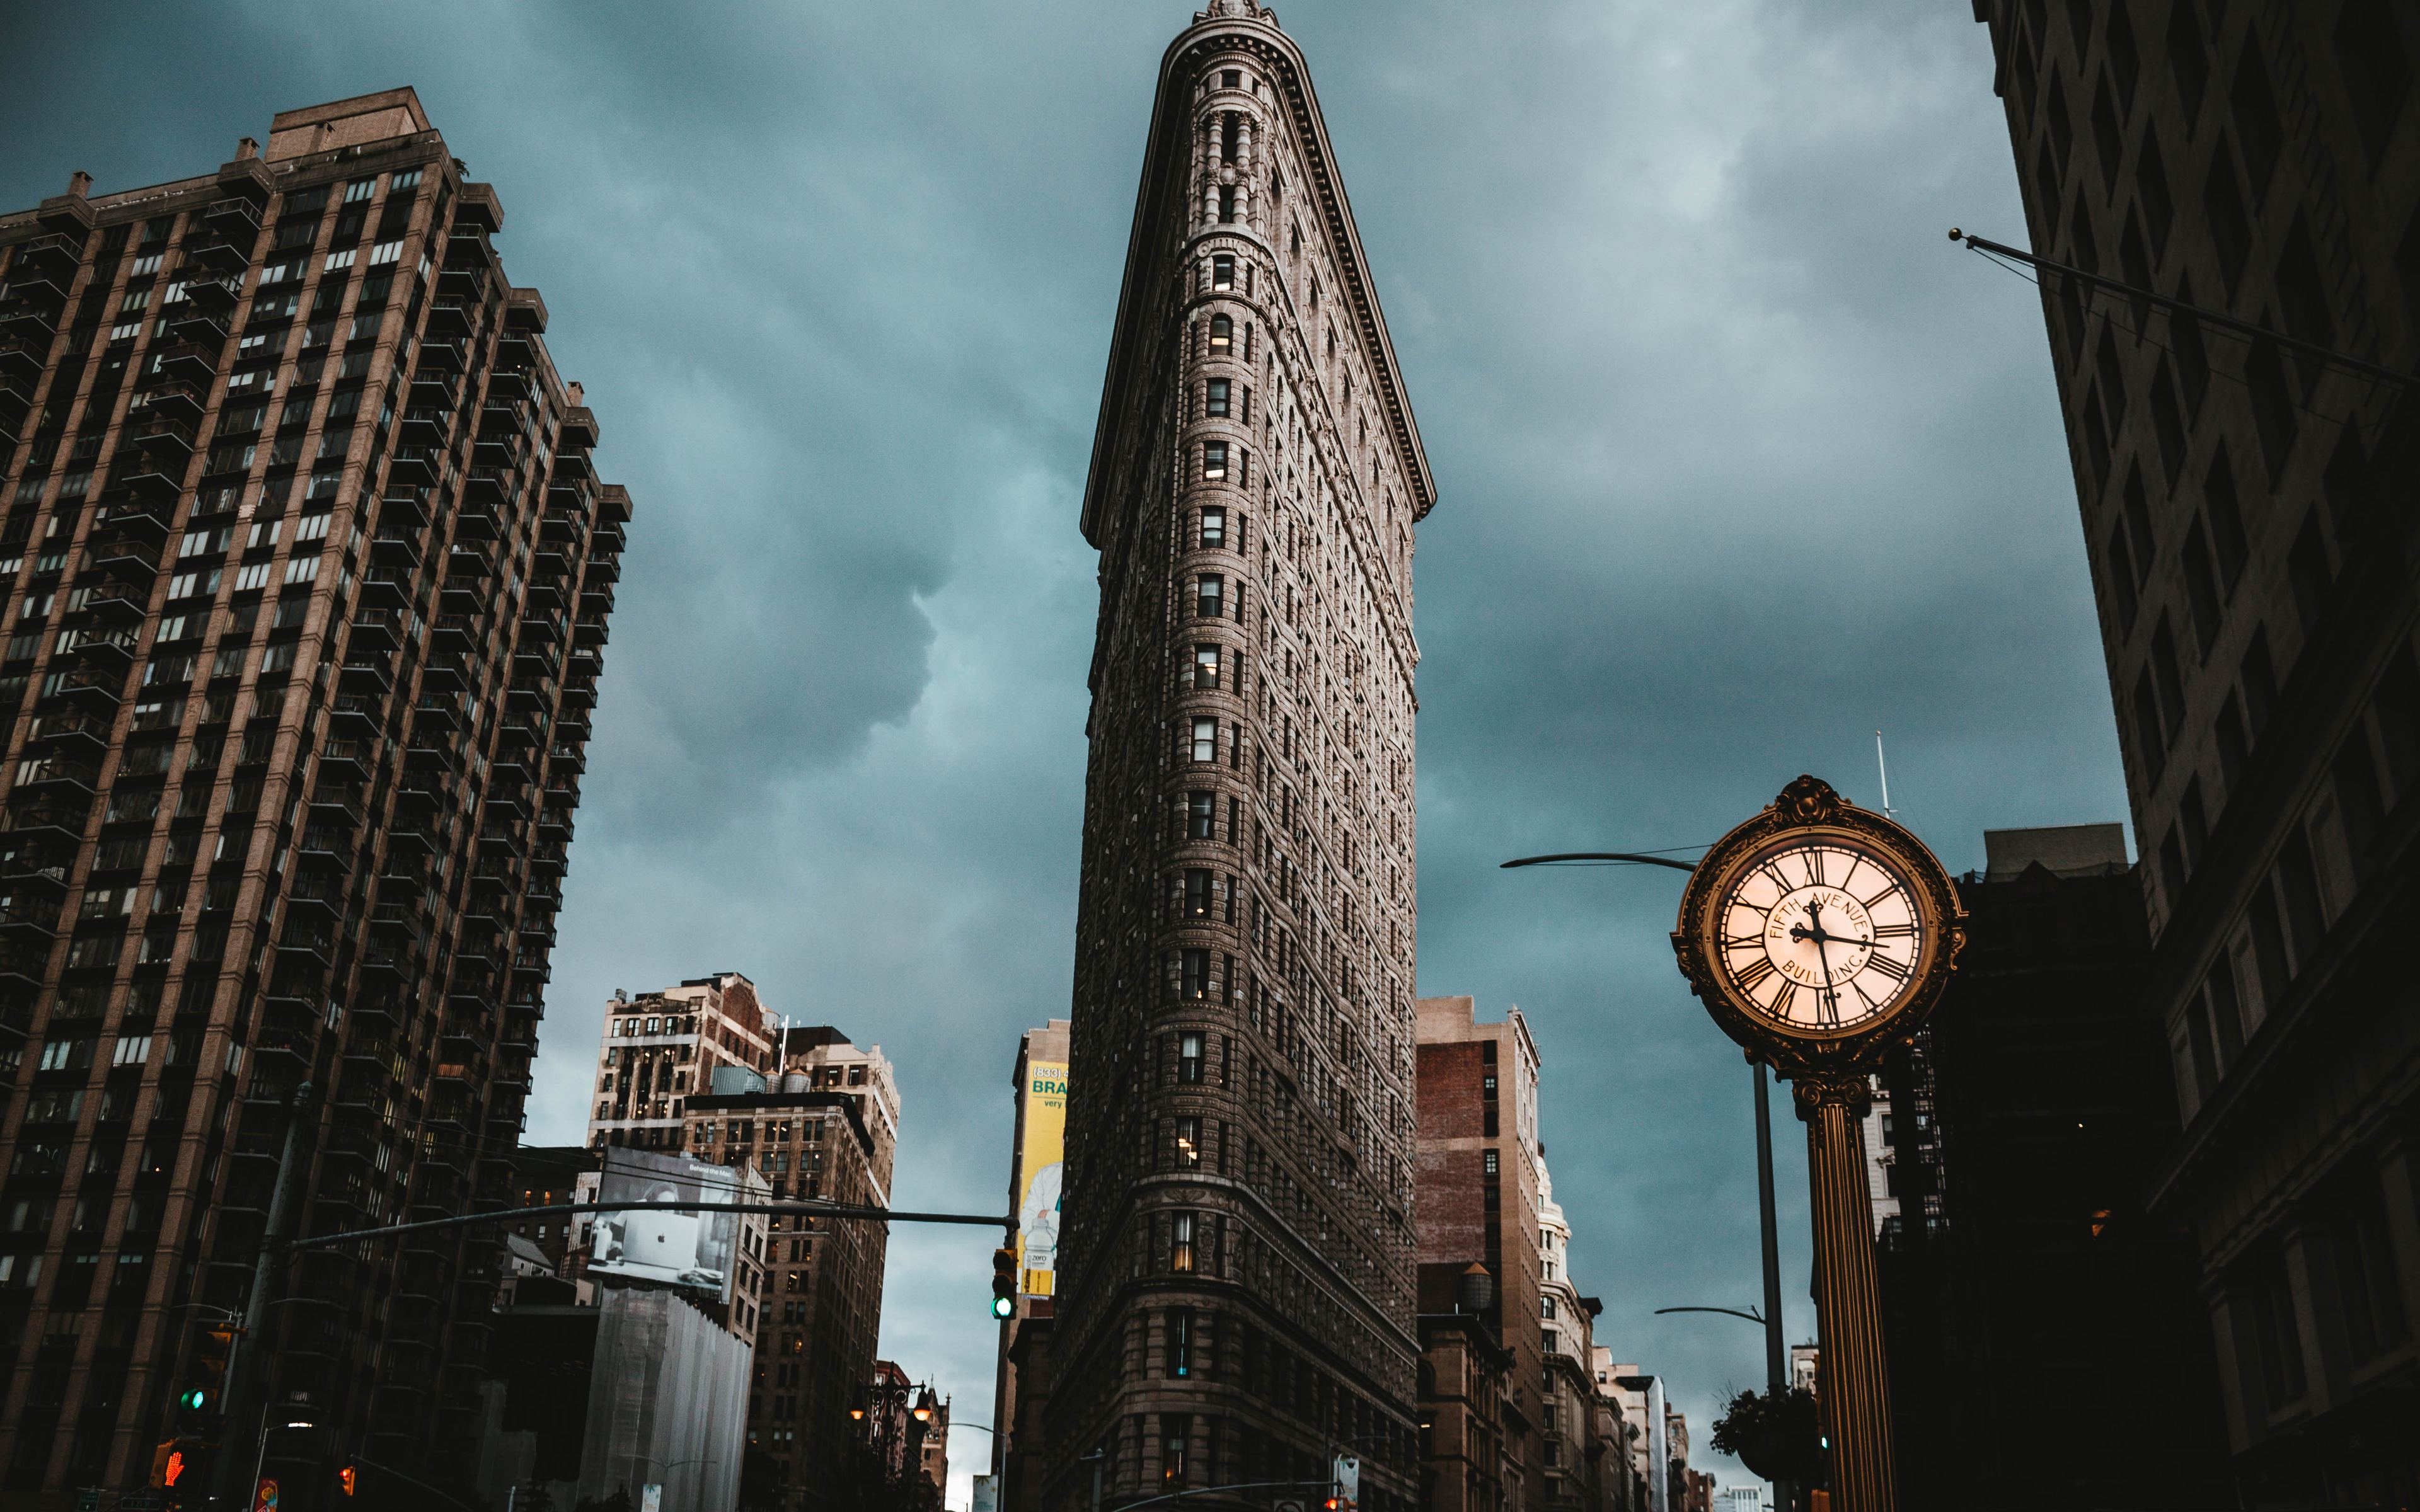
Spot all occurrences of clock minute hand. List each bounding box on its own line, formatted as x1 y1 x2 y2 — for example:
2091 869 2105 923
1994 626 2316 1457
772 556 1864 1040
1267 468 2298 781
1807 900 1837 1007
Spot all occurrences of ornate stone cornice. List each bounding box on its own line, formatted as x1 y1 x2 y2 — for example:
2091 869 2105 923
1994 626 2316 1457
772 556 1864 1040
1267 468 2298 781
1080 6 1435 548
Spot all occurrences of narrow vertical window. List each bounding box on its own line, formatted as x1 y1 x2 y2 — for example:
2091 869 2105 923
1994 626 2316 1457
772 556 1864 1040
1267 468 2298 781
1207 315 1231 354
1161 1413 1191 1484
1181 949 1209 999
1196 575 1224 618
1168 1308 1195 1376
1178 1032 1204 1083
1193 645 1220 689
1175 1117 1202 1171
1187 792 1214 839
1171 1212 1197 1271
1190 717 1218 762
1204 441 1228 480
1185 869 1213 917
1200 507 1226 548
1206 379 1230 417
1211 254 1234 290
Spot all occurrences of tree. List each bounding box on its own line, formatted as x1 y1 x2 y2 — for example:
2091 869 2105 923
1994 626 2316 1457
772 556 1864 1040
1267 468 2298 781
1709 1387 1823 1481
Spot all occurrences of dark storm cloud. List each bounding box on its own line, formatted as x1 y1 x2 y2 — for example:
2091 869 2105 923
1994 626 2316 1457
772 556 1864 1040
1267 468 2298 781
0 0 2126 1495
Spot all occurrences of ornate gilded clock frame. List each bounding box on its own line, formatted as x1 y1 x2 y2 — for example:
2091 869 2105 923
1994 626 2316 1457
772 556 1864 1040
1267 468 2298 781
1670 774 1968 1086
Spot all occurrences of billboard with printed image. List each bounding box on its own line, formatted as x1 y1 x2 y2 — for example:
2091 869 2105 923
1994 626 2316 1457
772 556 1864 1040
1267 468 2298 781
1017 1060 1066 1295
587 1148 747 1303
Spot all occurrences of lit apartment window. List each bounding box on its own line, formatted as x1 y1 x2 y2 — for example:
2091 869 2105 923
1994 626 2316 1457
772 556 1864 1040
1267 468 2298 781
1193 646 1220 689
1181 948 1209 998
1178 1031 1204 1083
1187 792 1214 839
1212 254 1234 290
1175 1116 1202 1170
1162 1414 1190 1484
1483 1150 1500 1176
1196 575 1223 617
1201 507 1226 548
1207 315 1231 354
1206 378 1230 417
1185 869 1212 916
1170 1213 1197 1271
1189 717 1218 763
1204 441 1228 480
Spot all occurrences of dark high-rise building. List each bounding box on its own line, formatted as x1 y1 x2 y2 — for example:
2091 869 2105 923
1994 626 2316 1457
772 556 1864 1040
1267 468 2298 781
1870 826 2229 1508
1972 6 2419 1498
0 89 626 1501
1047 3 1434 1507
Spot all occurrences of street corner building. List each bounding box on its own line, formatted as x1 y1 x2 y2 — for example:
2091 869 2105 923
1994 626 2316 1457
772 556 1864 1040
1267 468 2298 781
0 88 628 1500
1971 1 2420 1502
1045 2 1434 1509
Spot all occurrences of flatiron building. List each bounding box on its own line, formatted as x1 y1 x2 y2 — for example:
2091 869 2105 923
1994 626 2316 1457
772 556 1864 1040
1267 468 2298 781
0 89 626 1499
1048 4 1434 1508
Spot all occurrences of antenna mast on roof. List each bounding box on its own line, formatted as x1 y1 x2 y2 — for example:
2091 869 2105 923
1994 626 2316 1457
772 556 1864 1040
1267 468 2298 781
1875 730 1895 820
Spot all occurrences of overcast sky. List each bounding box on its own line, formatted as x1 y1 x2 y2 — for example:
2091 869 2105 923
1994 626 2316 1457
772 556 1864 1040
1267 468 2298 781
0 0 2128 1500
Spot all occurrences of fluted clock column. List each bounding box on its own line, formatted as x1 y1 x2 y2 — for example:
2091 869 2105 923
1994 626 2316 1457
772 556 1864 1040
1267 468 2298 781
1799 1075 1896 1512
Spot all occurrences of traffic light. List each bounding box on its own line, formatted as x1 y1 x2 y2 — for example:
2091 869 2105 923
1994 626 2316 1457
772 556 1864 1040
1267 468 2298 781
255 1411 340 1512
337 1463 357 1497
990 1246 1017 1319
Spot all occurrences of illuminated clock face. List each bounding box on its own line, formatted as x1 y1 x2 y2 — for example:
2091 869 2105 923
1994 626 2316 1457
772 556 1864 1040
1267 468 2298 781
1713 837 1925 1031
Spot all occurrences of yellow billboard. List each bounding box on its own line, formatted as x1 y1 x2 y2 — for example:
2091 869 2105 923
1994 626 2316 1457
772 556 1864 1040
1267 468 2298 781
1017 1060 1067 1295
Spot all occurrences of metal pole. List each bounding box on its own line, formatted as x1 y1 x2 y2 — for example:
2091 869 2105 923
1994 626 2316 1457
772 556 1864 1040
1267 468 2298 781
211 1080 313 1511
1083 1446 1105 1512
1754 1060 1792 1512
1950 228 2420 392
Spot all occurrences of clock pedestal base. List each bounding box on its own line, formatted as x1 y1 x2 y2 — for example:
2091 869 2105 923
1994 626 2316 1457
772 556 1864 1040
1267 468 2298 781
1798 1075 1898 1512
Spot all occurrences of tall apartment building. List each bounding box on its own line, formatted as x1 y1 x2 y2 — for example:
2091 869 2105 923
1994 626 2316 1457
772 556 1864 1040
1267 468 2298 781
1971 3 2420 1499
682 1022 898 1512
0 88 626 1499
993 1019 1069 1512
1047 3 1434 1508
584 971 778 1150
1414 996 1543 1511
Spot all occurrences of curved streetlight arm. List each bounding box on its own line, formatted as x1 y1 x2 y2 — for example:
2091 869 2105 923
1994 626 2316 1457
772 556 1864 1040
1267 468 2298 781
1656 1305 1766 1325
1501 852 1698 873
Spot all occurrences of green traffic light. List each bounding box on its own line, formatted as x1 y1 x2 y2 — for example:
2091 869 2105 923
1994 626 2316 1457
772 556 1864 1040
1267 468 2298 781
991 1294 1015 1319
180 1388 209 1411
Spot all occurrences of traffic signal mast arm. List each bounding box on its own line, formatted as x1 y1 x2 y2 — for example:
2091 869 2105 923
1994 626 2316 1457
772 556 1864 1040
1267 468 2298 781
276 1199 1016 1253
1104 1479 1336 1510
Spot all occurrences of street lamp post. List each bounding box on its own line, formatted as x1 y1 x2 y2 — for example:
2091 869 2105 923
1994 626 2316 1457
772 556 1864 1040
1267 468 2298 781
1503 852 1795 1507
630 1454 716 1512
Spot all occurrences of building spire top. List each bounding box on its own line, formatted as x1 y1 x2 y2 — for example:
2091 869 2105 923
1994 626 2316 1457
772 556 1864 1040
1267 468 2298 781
1196 0 1276 23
